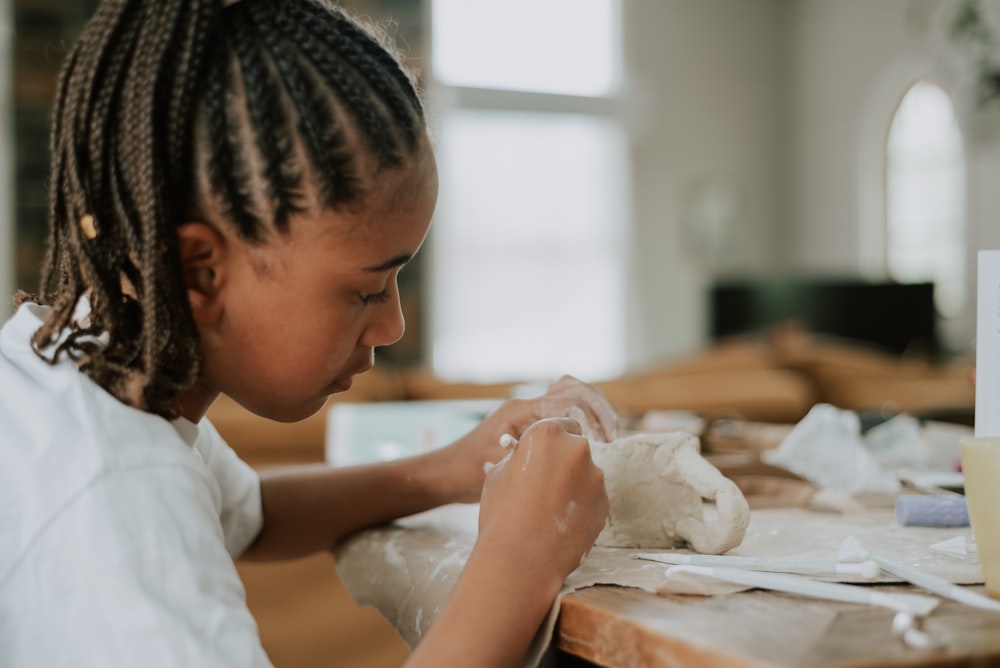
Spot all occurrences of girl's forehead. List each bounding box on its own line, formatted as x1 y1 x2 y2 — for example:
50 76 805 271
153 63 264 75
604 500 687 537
287 152 437 262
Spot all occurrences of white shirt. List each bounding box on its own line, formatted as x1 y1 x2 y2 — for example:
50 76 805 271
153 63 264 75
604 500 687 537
0 303 272 667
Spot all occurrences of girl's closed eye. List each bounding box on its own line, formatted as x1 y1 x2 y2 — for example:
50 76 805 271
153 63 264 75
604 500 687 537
358 265 404 306
359 288 392 305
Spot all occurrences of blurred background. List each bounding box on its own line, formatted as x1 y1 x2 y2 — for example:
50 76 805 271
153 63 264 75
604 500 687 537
7 0 1000 386
4 1 1000 666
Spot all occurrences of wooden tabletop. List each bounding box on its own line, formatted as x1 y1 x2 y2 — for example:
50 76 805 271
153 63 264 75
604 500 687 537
555 583 1000 667
335 502 1000 668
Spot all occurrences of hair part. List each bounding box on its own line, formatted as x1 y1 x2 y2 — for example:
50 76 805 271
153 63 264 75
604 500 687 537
18 0 426 418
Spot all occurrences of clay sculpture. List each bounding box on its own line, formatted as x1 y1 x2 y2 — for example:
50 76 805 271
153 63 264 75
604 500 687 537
590 431 750 554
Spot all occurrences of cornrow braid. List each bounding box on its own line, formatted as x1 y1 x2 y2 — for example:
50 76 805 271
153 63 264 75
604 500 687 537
272 8 402 167
203 0 426 232
286 1 423 152
229 7 304 228
22 0 426 419
200 34 262 239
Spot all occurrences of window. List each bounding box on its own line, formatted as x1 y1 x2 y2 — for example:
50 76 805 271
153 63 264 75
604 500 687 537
886 80 966 317
428 0 628 383
432 0 617 97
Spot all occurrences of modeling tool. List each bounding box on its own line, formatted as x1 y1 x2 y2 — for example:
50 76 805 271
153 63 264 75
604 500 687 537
666 564 939 616
838 535 1000 612
892 611 941 649
637 553 880 579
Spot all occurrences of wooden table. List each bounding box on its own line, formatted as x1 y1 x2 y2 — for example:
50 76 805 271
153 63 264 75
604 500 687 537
555 583 1000 667
335 503 1000 668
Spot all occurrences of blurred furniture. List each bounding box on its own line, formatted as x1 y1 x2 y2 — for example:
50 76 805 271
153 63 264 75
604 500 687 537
710 277 940 357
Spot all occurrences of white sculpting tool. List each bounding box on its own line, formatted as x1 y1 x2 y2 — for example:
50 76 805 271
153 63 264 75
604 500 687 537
484 433 520 474
666 564 940 616
838 535 1000 612
638 553 880 579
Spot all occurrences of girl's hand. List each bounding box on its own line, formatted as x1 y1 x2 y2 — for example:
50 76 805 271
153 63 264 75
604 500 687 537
408 417 608 667
442 375 618 503
476 417 609 587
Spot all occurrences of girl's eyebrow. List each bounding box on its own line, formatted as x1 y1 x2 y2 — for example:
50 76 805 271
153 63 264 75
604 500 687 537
363 253 412 273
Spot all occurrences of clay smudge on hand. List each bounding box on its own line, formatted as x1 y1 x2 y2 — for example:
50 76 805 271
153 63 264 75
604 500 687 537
554 500 577 536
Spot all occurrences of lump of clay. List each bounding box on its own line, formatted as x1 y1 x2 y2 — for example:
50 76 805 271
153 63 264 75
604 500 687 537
590 432 749 554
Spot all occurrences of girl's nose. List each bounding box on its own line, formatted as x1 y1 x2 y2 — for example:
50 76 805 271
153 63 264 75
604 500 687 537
362 292 405 348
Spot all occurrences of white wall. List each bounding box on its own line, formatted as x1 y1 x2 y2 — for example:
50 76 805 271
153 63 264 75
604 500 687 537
782 0 1000 353
624 0 784 368
783 0 923 273
623 0 1000 364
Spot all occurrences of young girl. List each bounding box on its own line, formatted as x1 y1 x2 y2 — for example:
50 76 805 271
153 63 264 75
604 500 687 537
0 0 618 666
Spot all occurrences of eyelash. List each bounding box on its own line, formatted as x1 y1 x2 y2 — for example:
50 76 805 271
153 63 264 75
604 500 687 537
359 289 391 305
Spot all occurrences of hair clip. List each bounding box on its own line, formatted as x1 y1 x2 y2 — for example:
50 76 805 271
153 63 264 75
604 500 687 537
79 214 98 240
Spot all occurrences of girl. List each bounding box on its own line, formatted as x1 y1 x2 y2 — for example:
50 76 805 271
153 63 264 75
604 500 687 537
0 0 617 666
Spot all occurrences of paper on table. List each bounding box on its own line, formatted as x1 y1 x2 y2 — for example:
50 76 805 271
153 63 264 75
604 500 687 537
334 506 983 668
976 250 1000 437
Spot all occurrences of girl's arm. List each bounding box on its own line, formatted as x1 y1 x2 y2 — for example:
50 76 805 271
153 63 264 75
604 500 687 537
238 442 474 561
250 419 607 667
239 375 617 561
405 418 608 667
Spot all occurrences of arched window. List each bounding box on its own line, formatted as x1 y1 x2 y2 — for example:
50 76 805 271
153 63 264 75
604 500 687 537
886 80 966 317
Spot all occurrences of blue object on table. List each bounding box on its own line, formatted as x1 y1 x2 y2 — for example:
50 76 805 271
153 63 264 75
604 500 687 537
895 494 969 527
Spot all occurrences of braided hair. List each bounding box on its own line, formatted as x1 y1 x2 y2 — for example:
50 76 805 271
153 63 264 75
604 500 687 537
15 0 426 419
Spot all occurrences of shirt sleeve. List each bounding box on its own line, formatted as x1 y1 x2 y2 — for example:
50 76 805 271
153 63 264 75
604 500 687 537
195 418 264 557
15 464 273 668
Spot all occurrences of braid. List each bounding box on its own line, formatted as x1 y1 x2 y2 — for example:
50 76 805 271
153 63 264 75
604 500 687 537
244 1 357 210
219 0 425 223
229 8 303 229
32 0 221 418
120 1 191 412
201 38 261 239
272 11 398 167
166 3 211 180
29 0 427 419
286 2 423 151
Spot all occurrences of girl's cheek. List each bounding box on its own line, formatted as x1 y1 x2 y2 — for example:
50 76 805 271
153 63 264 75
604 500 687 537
323 333 359 373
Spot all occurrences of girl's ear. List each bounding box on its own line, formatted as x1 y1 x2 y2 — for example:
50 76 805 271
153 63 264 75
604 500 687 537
177 222 227 326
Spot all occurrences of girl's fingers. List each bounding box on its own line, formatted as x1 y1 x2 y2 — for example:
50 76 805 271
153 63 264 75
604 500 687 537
537 381 617 442
549 375 618 440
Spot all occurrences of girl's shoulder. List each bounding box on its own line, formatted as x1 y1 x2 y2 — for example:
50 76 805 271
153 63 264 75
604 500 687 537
1 303 221 568
1 302 197 468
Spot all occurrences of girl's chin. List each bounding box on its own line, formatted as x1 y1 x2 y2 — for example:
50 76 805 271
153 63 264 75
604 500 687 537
328 375 355 394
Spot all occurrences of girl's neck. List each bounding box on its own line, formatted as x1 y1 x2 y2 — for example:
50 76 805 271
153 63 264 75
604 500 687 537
175 383 219 424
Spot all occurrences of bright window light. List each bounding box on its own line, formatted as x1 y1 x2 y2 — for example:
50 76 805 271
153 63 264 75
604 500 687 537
430 110 629 383
431 0 618 97
887 80 966 317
